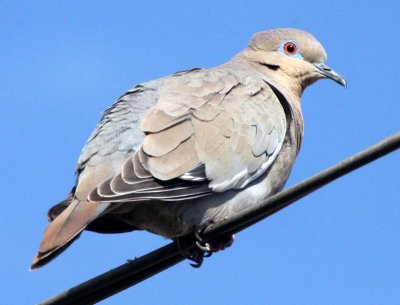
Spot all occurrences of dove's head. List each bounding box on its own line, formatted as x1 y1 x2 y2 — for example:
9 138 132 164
244 28 346 97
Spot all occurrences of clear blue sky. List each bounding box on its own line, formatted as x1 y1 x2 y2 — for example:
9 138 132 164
1 1 399 304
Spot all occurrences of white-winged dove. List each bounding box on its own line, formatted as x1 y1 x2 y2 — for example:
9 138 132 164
31 28 346 269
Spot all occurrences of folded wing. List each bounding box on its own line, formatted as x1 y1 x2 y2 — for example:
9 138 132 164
90 68 287 202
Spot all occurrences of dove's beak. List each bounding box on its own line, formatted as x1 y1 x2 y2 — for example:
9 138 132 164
313 62 347 88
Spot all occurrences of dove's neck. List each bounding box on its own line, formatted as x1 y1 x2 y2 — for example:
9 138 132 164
225 52 304 152
231 50 304 104
225 53 303 124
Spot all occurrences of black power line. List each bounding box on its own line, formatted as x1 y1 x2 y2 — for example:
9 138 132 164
38 132 400 305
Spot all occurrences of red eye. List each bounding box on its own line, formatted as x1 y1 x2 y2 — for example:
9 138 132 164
283 42 297 55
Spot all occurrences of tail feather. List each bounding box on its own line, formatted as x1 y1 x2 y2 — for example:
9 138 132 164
31 199 109 270
30 233 81 270
47 188 75 221
47 193 138 234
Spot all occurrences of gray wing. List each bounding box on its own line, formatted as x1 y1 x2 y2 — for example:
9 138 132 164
77 84 157 175
75 70 212 202
74 81 160 199
88 67 287 203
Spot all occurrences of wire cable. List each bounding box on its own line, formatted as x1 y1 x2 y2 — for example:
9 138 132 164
38 132 400 305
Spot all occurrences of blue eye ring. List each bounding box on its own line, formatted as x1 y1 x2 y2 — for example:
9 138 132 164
279 40 303 59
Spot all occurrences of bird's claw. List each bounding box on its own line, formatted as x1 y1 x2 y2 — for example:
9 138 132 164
189 255 204 268
195 240 211 252
177 229 235 268
194 229 212 253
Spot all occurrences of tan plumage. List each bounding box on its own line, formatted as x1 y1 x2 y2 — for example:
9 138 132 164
139 69 286 189
31 28 346 269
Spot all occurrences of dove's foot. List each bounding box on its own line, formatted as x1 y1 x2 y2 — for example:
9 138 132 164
177 231 235 268
176 233 208 268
